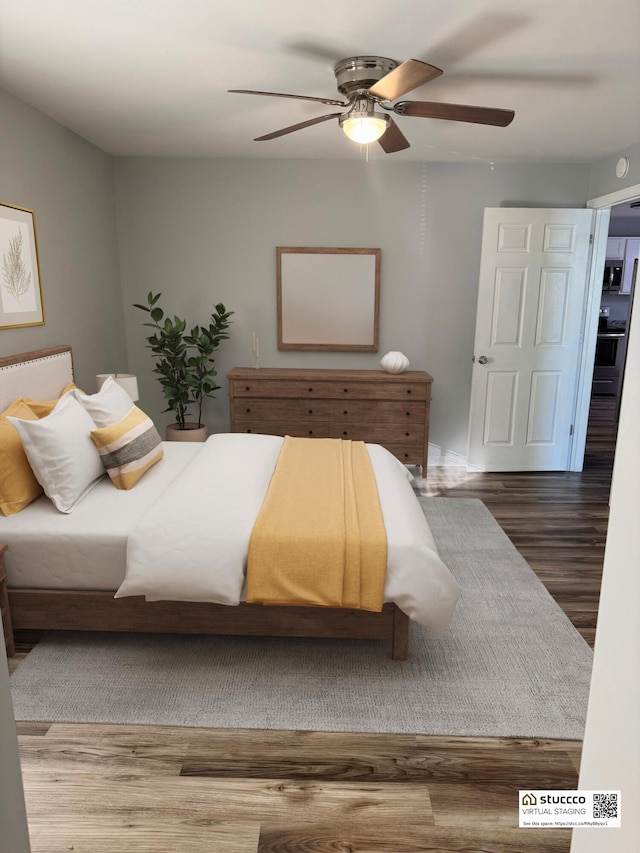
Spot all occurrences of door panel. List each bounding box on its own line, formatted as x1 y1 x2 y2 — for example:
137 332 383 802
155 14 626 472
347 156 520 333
536 269 569 345
468 208 594 471
527 371 561 444
492 269 526 345
484 372 517 444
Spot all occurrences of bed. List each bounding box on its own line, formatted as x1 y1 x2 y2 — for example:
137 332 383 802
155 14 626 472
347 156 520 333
0 345 460 659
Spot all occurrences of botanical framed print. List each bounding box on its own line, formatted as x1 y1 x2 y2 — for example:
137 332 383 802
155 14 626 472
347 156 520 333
0 202 45 330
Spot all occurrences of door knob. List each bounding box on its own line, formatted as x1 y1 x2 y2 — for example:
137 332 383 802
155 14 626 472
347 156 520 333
474 355 489 365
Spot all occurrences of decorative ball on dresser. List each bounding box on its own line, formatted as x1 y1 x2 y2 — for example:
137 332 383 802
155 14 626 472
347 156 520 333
380 351 410 374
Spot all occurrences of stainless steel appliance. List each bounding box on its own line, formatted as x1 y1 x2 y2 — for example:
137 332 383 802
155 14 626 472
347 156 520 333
602 262 623 291
592 319 626 395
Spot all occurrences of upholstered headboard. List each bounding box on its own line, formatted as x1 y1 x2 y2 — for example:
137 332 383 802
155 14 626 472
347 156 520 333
0 346 74 410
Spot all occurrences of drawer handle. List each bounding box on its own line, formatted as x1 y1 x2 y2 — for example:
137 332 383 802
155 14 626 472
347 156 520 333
343 410 348 415
406 389 412 394
343 388 349 393
308 430 314 435
403 452 409 458
308 409 313 414
246 429 252 433
245 408 251 413
245 386 251 391
343 431 348 436
405 432 410 437
308 387 313 392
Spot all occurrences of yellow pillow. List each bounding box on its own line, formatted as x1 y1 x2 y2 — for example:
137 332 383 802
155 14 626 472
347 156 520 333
0 399 43 515
90 406 163 490
23 382 78 418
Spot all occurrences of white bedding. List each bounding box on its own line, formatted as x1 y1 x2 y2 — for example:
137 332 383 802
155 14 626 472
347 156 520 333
117 433 461 636
2 433 460 636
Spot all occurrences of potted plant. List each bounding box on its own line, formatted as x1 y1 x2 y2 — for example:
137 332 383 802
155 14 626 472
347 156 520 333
134 292 233 441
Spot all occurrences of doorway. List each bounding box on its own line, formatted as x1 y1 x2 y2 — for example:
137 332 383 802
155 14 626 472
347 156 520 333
467 207 595 472
590 199 639 424
586 192 640 464
467 187 640 474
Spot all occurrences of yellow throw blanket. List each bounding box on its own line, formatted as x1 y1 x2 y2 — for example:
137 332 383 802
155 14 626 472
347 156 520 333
247 436 387 611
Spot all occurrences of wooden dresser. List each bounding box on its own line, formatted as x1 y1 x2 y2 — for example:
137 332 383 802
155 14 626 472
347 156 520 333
227 367 432 473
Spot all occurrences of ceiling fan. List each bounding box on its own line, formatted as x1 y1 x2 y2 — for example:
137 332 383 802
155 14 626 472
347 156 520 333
229 55 515 153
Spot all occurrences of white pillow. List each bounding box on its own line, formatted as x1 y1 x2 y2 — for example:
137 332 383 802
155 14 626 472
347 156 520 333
71 376 135 428
9 394 105 513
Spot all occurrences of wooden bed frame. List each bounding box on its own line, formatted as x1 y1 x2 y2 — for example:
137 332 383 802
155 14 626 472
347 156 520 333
9 591 409 660
1 345 410 660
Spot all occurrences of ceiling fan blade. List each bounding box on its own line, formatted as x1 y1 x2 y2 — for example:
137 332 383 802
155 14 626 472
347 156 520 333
378 119 410 153
425 13 526 67
228 89 347 107
368 59 443 101
254 112 342 141
394 100 514 127
284 38 349 63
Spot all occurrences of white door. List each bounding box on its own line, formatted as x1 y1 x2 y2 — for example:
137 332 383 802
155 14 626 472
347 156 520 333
468 207 595 471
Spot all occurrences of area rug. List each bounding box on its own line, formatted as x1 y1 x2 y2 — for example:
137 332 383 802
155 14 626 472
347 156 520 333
9 498 593 739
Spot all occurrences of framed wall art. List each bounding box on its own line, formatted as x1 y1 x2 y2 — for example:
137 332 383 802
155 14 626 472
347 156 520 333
0 202 45 330
277 246 380 351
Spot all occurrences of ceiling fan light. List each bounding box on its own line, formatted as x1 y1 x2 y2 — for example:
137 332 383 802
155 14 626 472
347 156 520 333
340 111 389 144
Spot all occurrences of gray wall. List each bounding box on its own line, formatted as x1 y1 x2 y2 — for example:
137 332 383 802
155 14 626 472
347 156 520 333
0 83 597 459
588 141 640 200
115 157 591 459
0 88 126 392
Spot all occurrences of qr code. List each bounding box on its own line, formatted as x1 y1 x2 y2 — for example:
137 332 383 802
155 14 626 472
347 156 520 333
593 793 618 819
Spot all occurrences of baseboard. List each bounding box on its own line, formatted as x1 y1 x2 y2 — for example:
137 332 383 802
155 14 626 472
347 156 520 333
427 443 469 468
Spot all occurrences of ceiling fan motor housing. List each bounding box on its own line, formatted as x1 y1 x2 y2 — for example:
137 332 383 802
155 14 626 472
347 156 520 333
334 56 399 100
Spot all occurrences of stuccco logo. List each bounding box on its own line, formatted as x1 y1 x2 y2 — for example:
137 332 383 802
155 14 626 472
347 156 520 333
541 795 586 804
521 792 587 806
519 789 621 829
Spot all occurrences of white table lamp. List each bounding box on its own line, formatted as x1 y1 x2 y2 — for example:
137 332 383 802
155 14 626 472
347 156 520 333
96 373 139 402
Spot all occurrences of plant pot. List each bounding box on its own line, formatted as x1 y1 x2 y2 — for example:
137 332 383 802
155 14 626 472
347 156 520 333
165 423 208 442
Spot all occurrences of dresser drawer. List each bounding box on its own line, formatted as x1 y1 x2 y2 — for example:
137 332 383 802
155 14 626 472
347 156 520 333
384 444 426 465
231 379 428 401
234 398 330 420
329 423 424 444
330 381 428 401
231 380 337 398
330 400 426 424
233 417 330 439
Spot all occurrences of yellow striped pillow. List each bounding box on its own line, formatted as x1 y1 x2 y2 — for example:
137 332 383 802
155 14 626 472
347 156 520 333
90 406 163 490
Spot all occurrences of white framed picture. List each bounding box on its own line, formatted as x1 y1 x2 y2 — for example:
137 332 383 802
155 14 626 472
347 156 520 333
0 202 45 330
277 246 380 351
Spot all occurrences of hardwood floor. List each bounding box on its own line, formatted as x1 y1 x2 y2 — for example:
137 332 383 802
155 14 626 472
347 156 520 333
415 395 617 650
9 397 617 852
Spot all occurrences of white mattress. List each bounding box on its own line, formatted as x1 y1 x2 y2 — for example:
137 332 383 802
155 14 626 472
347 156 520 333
1 442 201 589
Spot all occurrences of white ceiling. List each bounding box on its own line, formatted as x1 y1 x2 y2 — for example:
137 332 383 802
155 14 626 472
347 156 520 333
1 0 639 163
